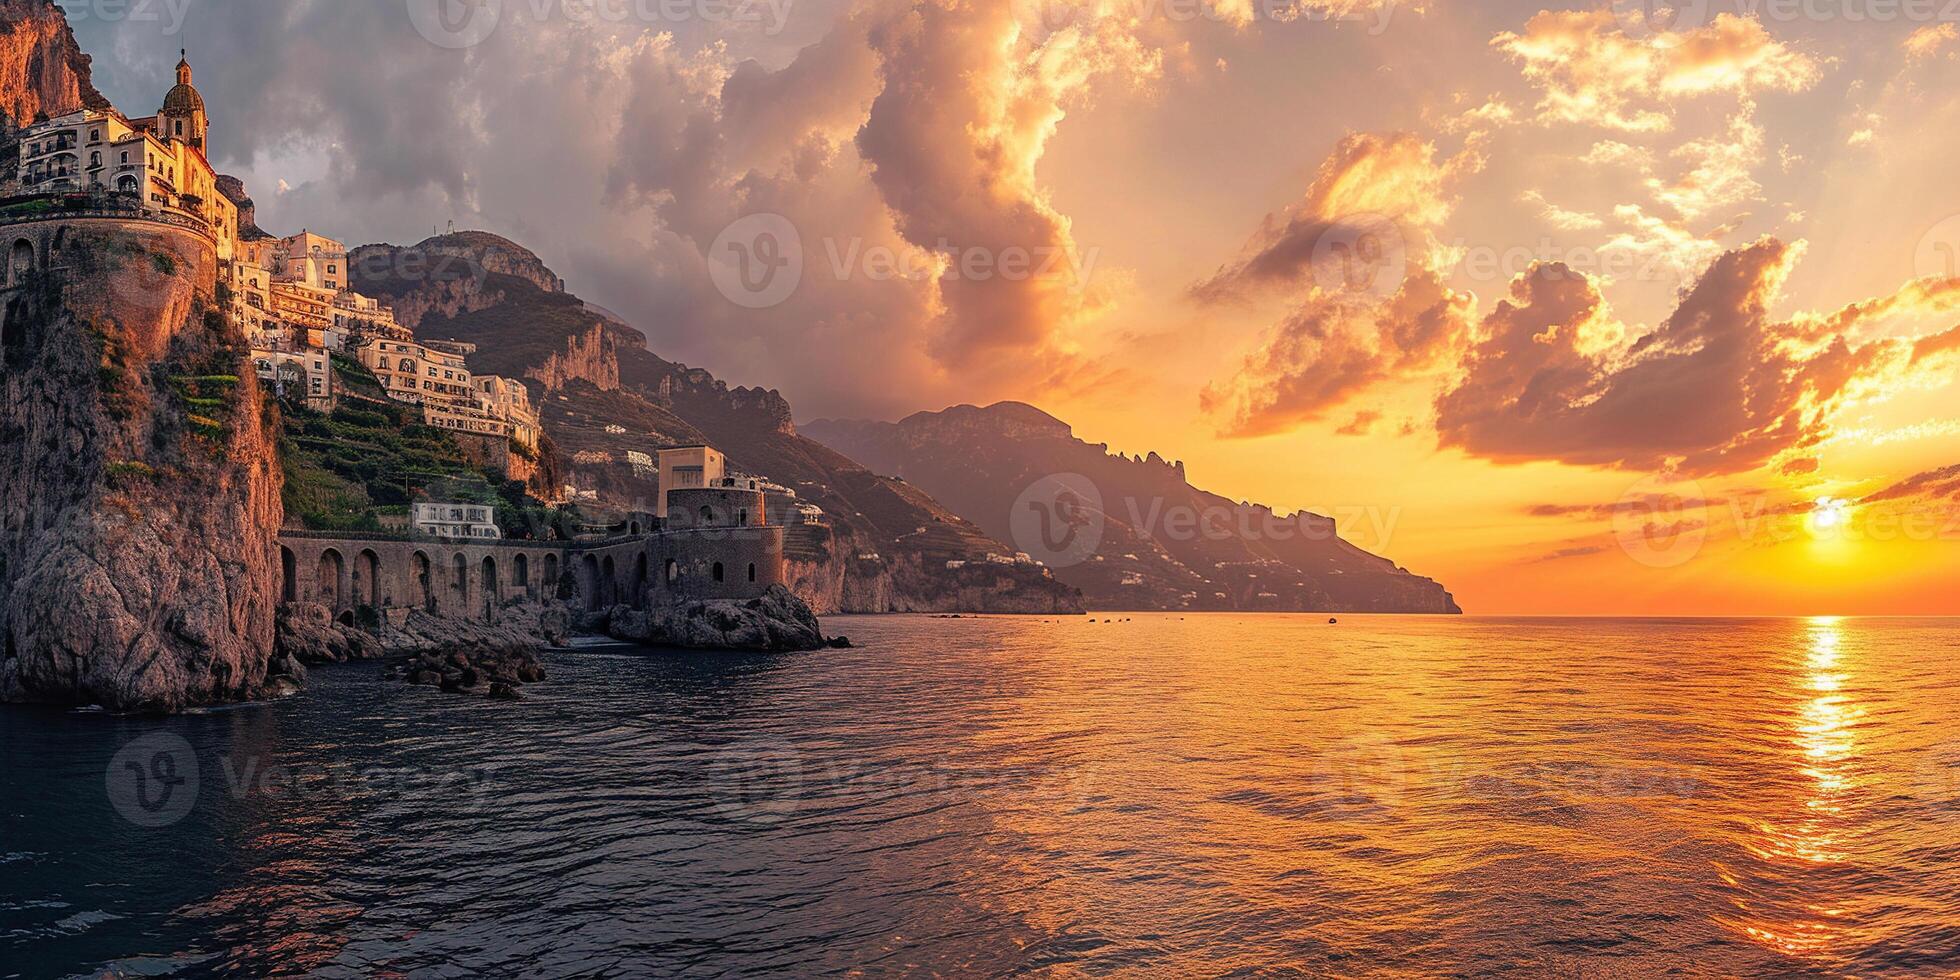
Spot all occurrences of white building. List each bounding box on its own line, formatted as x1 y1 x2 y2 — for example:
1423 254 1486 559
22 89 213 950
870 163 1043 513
252 348 332 408
412 502 502 540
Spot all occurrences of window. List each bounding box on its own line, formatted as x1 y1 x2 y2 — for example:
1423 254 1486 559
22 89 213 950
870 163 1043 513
713 562 725 583
747 564 757 583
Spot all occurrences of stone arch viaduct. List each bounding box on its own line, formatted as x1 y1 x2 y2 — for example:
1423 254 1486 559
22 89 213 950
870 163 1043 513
278 526 787 625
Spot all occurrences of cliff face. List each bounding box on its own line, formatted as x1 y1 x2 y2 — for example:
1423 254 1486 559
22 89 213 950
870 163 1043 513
0 0 103 128
0 225 287 711
352 233 1083 615
805 403 1463 614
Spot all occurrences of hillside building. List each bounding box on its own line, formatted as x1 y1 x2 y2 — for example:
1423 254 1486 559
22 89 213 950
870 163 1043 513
11 54 238 262
412 502 502 540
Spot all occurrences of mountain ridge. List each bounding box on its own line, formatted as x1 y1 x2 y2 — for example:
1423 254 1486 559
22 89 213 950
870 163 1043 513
804 403 1462 614
351 235 1083 616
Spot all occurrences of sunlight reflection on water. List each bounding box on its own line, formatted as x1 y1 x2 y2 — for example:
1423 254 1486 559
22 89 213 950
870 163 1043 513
5 615 1960 977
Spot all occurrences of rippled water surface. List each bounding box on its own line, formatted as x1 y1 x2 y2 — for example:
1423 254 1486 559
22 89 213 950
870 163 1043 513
6 616 1960 977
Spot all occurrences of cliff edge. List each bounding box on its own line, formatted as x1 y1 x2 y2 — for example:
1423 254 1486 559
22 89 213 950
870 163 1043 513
0 223 286 711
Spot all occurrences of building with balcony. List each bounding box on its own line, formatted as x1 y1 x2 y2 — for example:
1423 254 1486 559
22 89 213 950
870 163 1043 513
10 54 238 262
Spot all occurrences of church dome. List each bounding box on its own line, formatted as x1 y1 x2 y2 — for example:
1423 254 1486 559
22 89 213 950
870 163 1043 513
162 54 203 114
162 81 203 114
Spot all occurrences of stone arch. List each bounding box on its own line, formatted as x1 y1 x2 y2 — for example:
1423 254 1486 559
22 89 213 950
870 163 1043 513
452 553 469 610
482 556 500 619
355 549 381 609
542 553 560 599
279 546 297 603
630 520 641 536
631 553 648 610
318 548 345 609
411 551 433 612
580 554 602 612
9 238 35 286
601 556 617 607
514 553 530 594
665 559 678 585
116 173 138 194
713 561 725 584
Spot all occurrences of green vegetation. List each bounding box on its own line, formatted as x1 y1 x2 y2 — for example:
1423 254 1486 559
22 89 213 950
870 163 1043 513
152 251 176 277
167 373 239 444
0 199 55 217
275 358 555 533
106 460 158 484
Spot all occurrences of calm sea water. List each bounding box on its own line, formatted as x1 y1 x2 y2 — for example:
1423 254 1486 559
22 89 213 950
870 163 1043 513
5 616 1960 978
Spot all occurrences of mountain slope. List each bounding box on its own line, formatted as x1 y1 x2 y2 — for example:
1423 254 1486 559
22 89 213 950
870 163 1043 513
804 403 1462 614
351 234 1082 615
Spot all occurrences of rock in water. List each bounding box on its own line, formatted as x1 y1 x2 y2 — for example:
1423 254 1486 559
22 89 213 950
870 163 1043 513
0 226 284 712
608 584 826 653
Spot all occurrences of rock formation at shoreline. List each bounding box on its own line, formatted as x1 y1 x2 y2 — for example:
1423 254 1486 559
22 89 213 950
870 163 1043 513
604 585 828 653
279 599 568 698
0 227 289 711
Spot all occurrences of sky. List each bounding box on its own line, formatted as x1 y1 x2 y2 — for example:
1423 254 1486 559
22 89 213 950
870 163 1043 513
63 0 1960 615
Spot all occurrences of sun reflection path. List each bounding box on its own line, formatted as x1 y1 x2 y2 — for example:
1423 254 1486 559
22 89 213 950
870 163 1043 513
1730 618 1869 962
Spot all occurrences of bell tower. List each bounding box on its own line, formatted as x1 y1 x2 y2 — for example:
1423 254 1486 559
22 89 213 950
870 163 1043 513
158 50 208 152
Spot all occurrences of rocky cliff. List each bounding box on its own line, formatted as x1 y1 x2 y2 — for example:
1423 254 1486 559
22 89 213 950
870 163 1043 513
0 224 288 711
0 0 103 123
352 234 1082 615
805 403 1462 614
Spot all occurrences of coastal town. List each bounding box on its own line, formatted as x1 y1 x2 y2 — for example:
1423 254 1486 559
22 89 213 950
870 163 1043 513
0 54 827 643
5 54 823 533
12 54 552 490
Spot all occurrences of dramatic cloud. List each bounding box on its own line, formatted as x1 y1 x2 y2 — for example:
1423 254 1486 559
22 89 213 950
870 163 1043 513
1436 238 1960 475
1195 133 1477 436
856 0 1153 388
1861 463 1960 504
1493 11 1821 132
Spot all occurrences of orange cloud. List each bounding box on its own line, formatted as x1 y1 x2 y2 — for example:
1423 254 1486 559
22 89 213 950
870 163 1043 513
1195 133 1476 436
1436 239 1960 475
1493 11 1820 132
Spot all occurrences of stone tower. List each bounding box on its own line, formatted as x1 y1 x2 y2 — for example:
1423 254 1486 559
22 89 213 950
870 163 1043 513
158 51 207 152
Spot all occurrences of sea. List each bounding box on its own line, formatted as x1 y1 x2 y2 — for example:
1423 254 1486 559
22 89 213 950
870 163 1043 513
4 615 1960 978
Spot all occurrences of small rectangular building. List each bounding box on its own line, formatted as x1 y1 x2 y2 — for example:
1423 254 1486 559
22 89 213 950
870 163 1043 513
656 446 726 518
412 502 502 540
